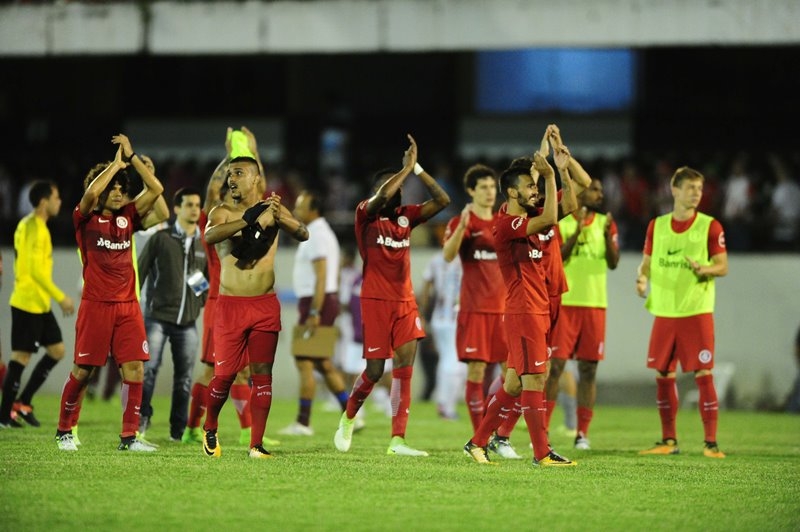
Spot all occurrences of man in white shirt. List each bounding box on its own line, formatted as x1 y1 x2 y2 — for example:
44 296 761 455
279 190 350 436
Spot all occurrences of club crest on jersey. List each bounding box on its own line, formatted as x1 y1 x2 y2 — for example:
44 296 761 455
142 340 150 354
116 217 129 229
511 217 524 230
397 216 409 228
698 349 712 364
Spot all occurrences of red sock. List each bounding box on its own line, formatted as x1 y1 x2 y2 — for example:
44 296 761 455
577 406 593 437
230 383 252 429
390 366 413 438
465 380 485 432
522 390 550 461
71 385 88 428
249 374 272 447
203 375 234 432
0 363 6 391
656 377 678 441
187 383 207 429
496 400 521 438
696 374 719 442
473 387 516 447
544 399 557 431
120 380 142 438
346 371 376 419
58 374 85 432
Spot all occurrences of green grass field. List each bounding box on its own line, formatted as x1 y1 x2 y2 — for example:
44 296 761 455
2 395 799 531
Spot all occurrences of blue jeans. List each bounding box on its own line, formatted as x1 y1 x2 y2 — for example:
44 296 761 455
141 319 199 439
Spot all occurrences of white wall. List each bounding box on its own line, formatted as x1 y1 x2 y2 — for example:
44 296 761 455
2 0 799 56
1 246 797 406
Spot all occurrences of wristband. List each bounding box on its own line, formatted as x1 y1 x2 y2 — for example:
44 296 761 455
124 152 136 163
413 162 424 175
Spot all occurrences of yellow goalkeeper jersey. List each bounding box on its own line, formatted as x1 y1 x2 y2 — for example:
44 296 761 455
9 213 65 314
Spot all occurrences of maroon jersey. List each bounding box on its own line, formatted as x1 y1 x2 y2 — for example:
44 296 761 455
444 212 504 313
493 211 549 315
200 210 221 299
74 203 142 302
355 200 424 302
538 224 568 297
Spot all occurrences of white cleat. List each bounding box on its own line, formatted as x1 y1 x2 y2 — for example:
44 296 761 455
574 434 591 451
56 433 78 452
488 435 522 459
278 422 315 436
333 412 355 452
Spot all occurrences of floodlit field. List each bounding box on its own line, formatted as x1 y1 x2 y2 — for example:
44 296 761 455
2 396 798 531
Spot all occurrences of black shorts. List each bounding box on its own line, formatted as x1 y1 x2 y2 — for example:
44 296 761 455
11 306 63 353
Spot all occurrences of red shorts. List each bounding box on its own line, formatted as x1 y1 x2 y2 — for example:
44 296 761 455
74 299 148 366
550 306 606 361
647 314 715 373
456 312 507 364
361 298 425 360
201 297 217 365
503 313 550 375
213 293 281 375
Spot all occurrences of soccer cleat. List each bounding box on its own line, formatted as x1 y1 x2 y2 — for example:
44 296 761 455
353 416 367 432
137 416 151 439
0 417 23 429
534 450 577 466
72 426 82 446
182 426 203 444
248 445 273 459
574 433 591 450
387 436 429 457
203 429 221 457
239 427 282 447
278 422 314 436
118 437 158 452
703 441 726 459
135 431 159 448
333 412 356 452
13 403 41 427
463 440 495 464
56 433 78 452
639 438 680 455
488 435 522 459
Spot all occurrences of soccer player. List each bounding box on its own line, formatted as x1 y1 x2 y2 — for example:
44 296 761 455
202 154 308 459
280 189 351 436
137 187 207 441
55 133 165 452
636 166 728 458
463 152 576 466
547 179 620 451
333 134 450 456
0 181 75 428
442 165 508 434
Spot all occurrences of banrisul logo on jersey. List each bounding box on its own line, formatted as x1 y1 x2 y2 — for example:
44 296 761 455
376 234 410 249
96 237 131 251
472 249 497 261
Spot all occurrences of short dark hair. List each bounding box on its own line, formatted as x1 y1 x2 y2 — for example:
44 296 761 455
498 163 530 199
300 189 325 216
671 166 704 188
463 164 496 191
173 187 203 208
229 156 260 172
371 168 397 189
28 180 56 207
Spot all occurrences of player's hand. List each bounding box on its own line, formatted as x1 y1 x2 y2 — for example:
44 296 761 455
242 201 269 225
685 256 709 279
548 124 563 149
459 203 472 229
604 211 614 234
304 314 320 337
112 145 127 168
60 296 75 317
539 128 550 158
635 274 648 298
402 134 418 170
554 145 571 171
532 151 554 177
575 206 588 228
111 134 134 160
257 202 277 228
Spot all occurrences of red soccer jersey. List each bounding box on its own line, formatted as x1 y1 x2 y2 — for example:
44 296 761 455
538 223 567 297
444 212 504 313
355 200 424 302
643 213 726 256
200 210 221 299
74 203 141 302
492 212 549 315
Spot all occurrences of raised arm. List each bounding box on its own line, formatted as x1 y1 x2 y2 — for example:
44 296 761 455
548 125 591 192
416 166 451 222
80 146 126 215
141 195 169 230
554 145 577 219
267 193 309 242
526 153 558 235
365 135 417 216
442 205 471 262
112 134 165 216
